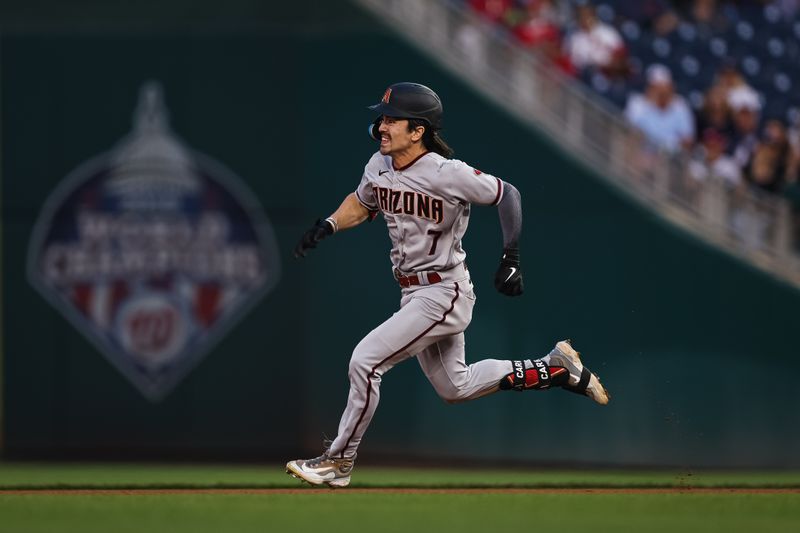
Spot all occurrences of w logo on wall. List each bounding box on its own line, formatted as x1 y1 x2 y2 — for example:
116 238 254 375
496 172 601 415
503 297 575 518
27 81 281 401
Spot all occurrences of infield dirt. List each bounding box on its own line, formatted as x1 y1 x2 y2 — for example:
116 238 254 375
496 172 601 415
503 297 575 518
3 487 799 495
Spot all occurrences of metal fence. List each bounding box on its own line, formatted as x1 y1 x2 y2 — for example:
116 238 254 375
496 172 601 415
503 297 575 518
356 0 800 287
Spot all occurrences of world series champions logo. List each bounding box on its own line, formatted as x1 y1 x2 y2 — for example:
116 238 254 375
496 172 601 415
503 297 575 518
27 81 281 401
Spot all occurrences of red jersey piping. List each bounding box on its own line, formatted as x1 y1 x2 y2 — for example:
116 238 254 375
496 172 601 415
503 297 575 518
393 151 430 171
493 177 504 206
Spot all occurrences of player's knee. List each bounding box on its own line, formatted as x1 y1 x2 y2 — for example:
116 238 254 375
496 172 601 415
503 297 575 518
439 372 476 403
347 358 368 382
436 386 469 405
442 395 465 405
347 348 373 381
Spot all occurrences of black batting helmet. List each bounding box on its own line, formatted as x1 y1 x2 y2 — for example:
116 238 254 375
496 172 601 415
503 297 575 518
368 82 443 140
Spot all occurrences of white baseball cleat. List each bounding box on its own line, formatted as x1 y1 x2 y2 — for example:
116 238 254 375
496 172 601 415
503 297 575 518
286 453 354 488
549 340 610 405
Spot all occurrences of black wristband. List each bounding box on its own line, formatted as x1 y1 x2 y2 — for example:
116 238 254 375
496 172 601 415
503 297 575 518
501 248 520 263
315 218 334 236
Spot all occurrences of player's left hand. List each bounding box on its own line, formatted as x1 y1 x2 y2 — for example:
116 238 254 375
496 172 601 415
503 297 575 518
494 248 523 296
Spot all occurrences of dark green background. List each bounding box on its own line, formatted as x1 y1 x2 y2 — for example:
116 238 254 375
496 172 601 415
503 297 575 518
2 0 798 467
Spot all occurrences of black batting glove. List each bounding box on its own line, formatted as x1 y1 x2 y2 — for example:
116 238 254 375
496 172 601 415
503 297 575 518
494 248 524 297
294 219 334 258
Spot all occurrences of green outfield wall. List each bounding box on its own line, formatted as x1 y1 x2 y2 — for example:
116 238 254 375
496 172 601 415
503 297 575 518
1 0 798 467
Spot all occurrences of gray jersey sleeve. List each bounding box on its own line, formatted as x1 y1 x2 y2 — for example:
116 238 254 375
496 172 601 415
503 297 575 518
437 159 504 206
355 156 380 210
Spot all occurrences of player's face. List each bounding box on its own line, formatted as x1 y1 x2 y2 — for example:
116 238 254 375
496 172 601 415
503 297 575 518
377 116 423 156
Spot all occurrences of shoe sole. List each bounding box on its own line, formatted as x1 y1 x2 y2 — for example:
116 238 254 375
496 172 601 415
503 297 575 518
556 341 610 406
285 462 351 488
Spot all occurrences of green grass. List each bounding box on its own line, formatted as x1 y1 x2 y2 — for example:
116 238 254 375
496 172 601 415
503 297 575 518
1 492 799 533
0 463 799 533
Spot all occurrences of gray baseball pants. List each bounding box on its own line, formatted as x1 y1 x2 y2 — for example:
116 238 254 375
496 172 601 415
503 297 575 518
327 266 512 459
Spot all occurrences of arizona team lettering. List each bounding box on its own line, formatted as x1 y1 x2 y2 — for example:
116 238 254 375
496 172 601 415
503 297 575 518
373 186 444 224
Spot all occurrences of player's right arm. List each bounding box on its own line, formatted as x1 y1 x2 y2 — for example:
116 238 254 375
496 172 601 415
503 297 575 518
328 193 370 231
293 194 371 259
294 155 381 259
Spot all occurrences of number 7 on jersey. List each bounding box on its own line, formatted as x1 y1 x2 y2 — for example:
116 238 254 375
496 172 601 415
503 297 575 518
427 229 443 255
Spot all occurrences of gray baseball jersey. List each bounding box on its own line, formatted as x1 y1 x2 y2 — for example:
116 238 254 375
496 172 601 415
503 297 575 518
354 151 504 273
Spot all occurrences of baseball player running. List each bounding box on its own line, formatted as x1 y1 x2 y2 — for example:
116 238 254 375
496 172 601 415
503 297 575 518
286 82 609 488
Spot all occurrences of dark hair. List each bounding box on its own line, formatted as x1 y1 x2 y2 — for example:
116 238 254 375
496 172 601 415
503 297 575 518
407 119 454 158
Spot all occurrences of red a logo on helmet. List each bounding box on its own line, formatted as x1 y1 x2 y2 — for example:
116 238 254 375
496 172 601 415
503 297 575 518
382 88 392 104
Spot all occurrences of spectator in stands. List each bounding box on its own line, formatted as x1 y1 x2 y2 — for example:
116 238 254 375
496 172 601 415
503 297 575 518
744 143 783 194
612 0 678 36
564 2 628 78
761 119 794 184
773 0 800 21
732 143 775 250
512 0 561 47
712 62 751 100
512 0 576 76
782 164 800 251
542 37 578 77
787 115 800 185
674 0 731 36
506 0 565 29
469 0 513 25
624 64 695 153
688 128 742 188
695 85 734 140
727 85 761 168
783 110 800 251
